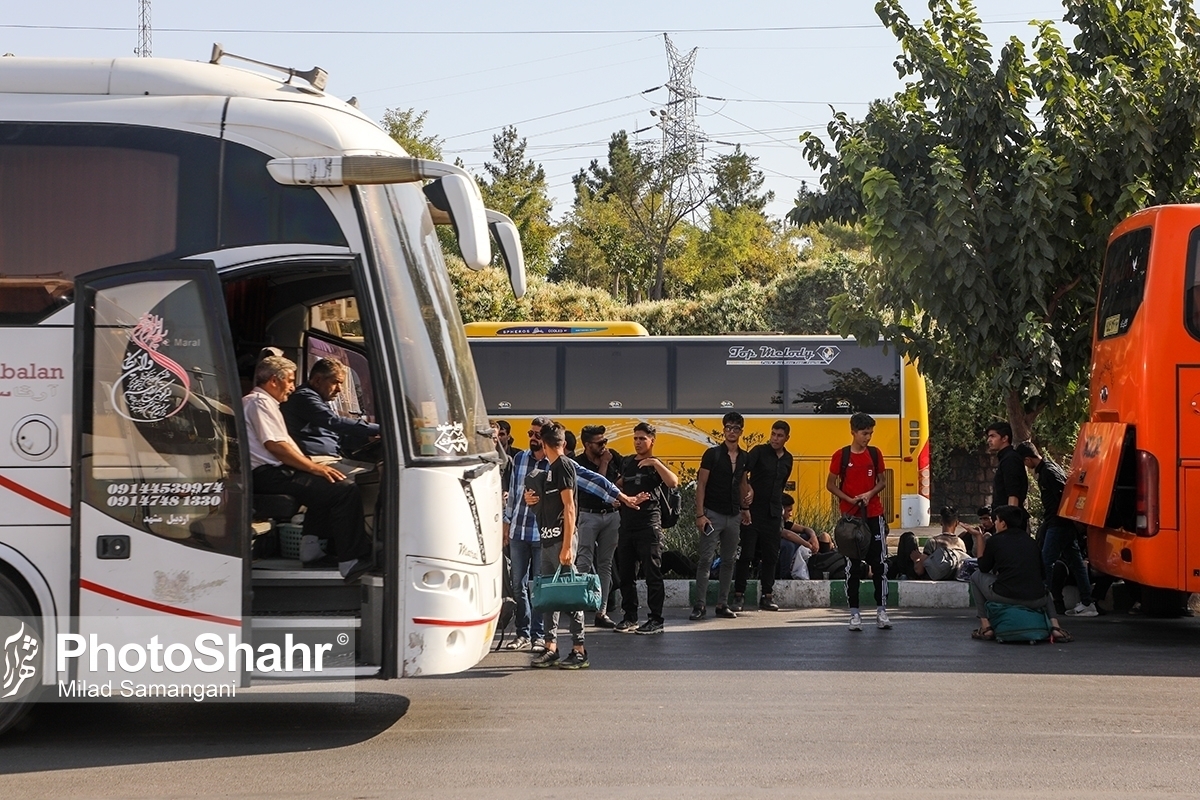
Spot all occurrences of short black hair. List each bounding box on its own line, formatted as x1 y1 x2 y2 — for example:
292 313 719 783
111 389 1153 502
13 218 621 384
1014 440 1040 460
782 493 795 508
564 429 577 452
539 421 566 448
850 412 875 432
986 420 1013 442
993 504 1028 530
495 420 511 435
580 424 606 443
531 415 554 429
976 505 992 517
771 420 790 435
633 422 657 437
722 412 745 428
940 505 958 524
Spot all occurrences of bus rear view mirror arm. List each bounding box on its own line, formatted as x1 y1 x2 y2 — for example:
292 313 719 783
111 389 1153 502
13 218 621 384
266 155 491 270
485 210 527 299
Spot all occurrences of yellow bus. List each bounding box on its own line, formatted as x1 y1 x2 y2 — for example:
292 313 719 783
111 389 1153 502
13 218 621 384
467 329 931 528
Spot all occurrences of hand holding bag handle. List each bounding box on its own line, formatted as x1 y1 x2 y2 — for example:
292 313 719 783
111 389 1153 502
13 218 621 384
532 565 603 613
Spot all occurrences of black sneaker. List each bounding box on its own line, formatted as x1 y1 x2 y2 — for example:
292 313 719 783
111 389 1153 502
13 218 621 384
715 605 737 619
729 593 745 613
635 619 664 635
689 604 706 620
558 649 589 670
759 595 779 612
531 649 560 668
593 614 616 629
614 620 638 634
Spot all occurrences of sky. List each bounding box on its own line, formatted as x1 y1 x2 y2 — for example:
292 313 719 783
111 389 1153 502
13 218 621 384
5 1 1071 221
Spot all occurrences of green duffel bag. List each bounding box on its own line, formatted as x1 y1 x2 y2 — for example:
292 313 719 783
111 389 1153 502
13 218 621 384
532 566 602 613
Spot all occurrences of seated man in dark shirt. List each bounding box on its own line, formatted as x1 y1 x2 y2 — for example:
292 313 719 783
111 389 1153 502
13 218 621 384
282 357 380 473
966 505 1071 641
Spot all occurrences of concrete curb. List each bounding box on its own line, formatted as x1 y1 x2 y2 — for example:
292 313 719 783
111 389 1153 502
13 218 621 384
627 579 974 609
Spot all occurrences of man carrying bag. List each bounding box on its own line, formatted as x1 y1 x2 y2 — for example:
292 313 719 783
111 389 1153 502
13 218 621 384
526 421 590 670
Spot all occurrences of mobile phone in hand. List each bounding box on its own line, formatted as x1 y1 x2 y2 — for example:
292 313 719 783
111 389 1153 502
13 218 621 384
703 522 715 536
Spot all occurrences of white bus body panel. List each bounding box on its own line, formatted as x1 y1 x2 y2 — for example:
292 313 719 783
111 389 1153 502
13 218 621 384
400 464 503 676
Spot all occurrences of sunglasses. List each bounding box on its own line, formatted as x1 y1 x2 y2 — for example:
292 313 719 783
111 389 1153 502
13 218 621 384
586 438 608 447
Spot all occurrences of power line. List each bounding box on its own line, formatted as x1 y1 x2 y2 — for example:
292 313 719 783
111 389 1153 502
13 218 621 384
443 90 656 141
0 18 1051 35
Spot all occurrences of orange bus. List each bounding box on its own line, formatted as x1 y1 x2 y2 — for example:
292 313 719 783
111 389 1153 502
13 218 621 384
1062 204 1200 593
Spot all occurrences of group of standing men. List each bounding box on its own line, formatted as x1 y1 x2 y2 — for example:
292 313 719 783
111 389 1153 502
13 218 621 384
500 417 678 670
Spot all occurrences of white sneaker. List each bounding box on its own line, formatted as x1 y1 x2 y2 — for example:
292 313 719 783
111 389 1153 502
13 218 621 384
877 609 892 629
849 611 862 631
1067 602 1099 617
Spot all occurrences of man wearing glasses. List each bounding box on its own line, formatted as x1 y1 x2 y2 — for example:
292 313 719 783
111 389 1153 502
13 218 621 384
572 425 623 629
692 412 750 621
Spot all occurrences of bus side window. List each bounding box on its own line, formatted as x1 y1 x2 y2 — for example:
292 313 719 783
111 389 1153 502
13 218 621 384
1185 227 1200 341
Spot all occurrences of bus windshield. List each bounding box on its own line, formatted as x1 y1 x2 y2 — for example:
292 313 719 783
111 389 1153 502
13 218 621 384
359 183 491 461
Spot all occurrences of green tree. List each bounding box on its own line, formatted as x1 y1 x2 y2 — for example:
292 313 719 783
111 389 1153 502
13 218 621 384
711 145 774 214
788 0 1200 441
477 126 556 276
380 107 444 160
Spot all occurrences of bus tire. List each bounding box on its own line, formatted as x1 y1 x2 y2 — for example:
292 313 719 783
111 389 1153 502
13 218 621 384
0 571 39 737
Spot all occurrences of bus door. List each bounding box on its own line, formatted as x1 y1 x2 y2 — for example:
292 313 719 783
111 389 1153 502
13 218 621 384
71 262 250 685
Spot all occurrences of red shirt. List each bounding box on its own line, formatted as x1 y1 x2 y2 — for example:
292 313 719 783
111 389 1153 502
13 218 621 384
829 447 885 517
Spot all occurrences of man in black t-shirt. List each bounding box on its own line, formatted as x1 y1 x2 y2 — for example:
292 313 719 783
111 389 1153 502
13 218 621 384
614 422 679 635
732 420 794 613
967 505 1071 641
986 420 1027 509
692 412 750 621
528 422 588 670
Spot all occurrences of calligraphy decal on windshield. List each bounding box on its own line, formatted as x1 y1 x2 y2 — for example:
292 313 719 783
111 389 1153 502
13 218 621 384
112 313 192 423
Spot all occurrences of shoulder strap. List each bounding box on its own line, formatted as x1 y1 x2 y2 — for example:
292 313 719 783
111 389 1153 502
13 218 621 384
868 445 881 475
839 445 852 482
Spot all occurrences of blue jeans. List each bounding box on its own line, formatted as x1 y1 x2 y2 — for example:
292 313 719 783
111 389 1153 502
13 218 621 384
509 538 544 641
1041 520 1092 606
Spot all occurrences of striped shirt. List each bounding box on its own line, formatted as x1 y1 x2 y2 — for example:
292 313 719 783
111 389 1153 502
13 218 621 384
504 448 620 542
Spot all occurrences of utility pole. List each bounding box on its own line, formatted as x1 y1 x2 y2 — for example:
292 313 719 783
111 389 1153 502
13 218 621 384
135 0 152 58
659 33 706 213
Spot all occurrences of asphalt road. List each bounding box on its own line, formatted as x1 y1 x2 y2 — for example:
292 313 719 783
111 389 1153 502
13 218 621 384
3 607 1200 799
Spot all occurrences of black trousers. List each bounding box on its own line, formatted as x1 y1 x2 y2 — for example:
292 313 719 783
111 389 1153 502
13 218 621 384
618 525 664 623
734 516 783 596
845 515 887 609
252 465 371 562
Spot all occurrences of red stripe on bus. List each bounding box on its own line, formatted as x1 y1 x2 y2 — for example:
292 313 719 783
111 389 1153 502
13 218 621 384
411 611 500 628
79 579 242 628
0 473 70 517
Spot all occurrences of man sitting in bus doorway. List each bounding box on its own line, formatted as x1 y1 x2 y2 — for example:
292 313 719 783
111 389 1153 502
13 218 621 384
615 423 680 635
528 421 588 670
731 420 794 614
826 412 890 630
506 417 645 652
243 356 373 582
692 412 750 621
572 425 623 629
1014 441 1099 617
967 505 1073 642
282 357 381 470
986 421 1028 509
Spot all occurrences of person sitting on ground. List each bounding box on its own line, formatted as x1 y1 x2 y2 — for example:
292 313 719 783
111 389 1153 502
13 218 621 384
777 493 819 580
966 505 1071 642
889 531 921 580
959 505 994 556
244 355 373 581
807 532 848 579
910 506 969 580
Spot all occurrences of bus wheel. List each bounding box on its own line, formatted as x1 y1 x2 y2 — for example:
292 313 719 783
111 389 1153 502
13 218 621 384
0 572 40 737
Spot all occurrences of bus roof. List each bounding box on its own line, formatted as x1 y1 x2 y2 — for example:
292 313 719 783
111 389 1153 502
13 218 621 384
464 321 649 337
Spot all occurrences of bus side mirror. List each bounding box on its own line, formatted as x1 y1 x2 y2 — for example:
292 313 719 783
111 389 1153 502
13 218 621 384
422 176 491 271
485 210 527 299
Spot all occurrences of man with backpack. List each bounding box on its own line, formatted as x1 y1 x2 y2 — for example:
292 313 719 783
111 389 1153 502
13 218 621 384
731 420 794 613
692 412 750 620
826 412 890 631
614 422 680 635
1015 441 1098 617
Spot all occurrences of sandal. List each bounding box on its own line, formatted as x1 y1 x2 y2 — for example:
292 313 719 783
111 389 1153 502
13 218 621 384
1050 627 1074 643
971 627 995 641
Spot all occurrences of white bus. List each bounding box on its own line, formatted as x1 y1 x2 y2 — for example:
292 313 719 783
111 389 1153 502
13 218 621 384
0 53 524 731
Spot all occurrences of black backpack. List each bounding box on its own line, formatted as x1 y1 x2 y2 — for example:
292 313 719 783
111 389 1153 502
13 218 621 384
656 483 682 529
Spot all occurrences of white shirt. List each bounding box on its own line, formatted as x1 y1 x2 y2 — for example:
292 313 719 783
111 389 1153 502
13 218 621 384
242 386 298 470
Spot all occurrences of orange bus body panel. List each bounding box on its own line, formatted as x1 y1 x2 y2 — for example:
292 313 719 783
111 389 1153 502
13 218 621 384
1060 421 1127 527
